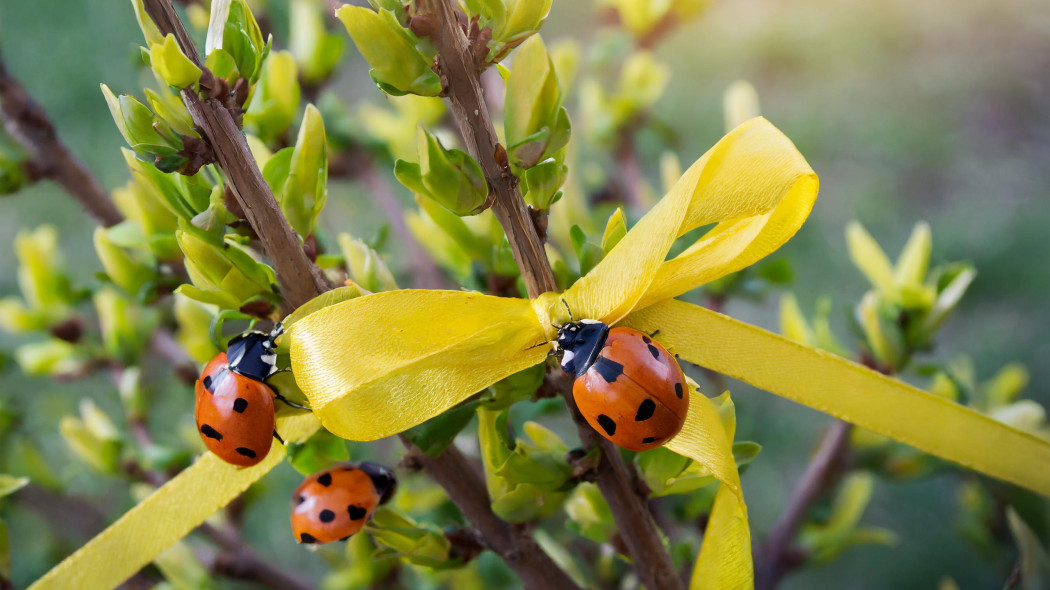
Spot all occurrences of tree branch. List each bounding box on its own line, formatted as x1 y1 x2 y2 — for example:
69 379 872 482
421 1 683 588
403 442 582 590
423 0 556 299
0 51 123 227
138 4 578 587
142 0 329 310
754 419 853 590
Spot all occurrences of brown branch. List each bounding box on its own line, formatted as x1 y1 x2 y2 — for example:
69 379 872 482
421 1 683 588
403 442 582 590
423 0 556 299
138 4 580 587
142 0 329 310
754 419 853 590
0 51 123 227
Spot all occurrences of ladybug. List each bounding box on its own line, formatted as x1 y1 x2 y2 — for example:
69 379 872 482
195 325 297 467
552 307 689 452
291 461 397 544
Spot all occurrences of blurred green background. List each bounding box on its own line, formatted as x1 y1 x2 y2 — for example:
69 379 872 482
1 0 1048 588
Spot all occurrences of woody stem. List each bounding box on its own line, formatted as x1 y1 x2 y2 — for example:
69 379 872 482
421 1 683 588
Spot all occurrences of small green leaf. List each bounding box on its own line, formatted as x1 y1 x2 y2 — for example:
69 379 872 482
846 221 894 292
403 401 480 458
149 34 202 89
278 104 328 237
0 475 29 500
336 5 441 97
286 430 349 475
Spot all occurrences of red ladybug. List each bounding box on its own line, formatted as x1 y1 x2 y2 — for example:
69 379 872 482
195 326 291 467
554 312 688 452
291 462 397 544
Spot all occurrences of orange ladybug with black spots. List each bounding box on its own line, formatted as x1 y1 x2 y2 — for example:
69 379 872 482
291 462 397 544
554 318 688 452
195 327 289 467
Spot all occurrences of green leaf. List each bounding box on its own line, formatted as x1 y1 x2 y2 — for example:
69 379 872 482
245 50 301 143
367 508 457 569
893 222 932 288
601 207 627 253
564 482 615 543
411 126 490 216
845 221 894 292
94 225 156 298
336 5 441 97
0 475 29 500
403 401 480 458
289 0 346 83
338 232 397 293
149 34 202 89
278 104 328 237
1006 507 1050 590
286 430 349 475
505 35 564 167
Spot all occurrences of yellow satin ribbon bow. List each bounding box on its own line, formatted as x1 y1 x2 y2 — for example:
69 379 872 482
289 116 1050 589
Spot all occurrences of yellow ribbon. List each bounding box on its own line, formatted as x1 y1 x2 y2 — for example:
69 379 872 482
29 414 319 590
290 117 816 589
289 115 1050 589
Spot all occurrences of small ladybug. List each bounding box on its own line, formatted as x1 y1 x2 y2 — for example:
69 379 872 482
195 325 298 467
291 461 397 544
551 305 689 452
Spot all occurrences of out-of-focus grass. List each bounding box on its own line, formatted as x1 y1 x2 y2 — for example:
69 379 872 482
1 0 1047 587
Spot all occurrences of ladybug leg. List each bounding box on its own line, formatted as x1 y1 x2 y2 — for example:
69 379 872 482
273 390 311 411
647 329 661 338
272 429 285 444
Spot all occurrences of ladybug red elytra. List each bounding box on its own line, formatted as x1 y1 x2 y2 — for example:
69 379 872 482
195 325 295 467
291 461 397 545
553 308 688 452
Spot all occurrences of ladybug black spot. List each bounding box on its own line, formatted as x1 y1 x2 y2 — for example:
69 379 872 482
317 473 333 487
200 424 223 441
348 505 367 520
635 399 656 421
202 375 214 393
233 398 248 413
596 414 617 436
642 335 651 344
319 509 336 523
295 495 305 504
675 383 684 399
340 535 351 542
300 533 317 544
647 344 660 359
642 437 657 444
593 358 624 383
235 447 257 458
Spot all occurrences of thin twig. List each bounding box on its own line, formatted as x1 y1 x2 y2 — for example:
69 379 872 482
0 51 123 227
403 442 583 590
139 4 578 587
421 1 683 588
142 0 329 310
754 419 853 590
422 0 555 298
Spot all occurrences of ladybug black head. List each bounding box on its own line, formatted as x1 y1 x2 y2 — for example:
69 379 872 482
226 330 278 382
358 461 397 506
555 320 609 377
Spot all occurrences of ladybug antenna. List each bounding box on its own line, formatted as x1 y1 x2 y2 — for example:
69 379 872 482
561 299 574 322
